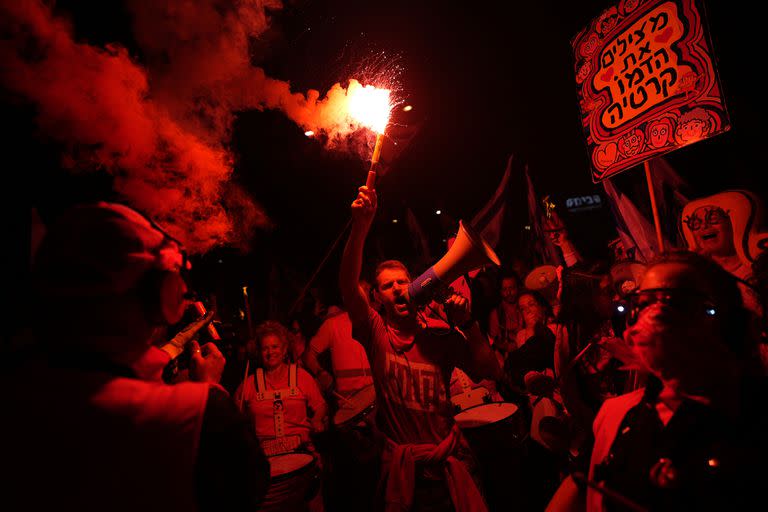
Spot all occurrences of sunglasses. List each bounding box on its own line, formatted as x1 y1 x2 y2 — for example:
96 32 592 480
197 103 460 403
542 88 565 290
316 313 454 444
683 208 729 231
624 288 717 326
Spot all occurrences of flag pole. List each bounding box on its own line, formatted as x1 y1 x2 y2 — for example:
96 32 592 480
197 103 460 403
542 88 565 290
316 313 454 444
286 217 353 319
644 160 665 254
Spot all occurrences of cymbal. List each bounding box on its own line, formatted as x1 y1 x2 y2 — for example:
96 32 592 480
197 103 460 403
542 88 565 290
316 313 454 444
525 265 558 290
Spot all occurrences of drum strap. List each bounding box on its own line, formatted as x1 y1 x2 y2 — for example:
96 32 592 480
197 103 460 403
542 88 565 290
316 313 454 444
273 390 286 438
253 365 300 401
335 368 373 379
455 368 473 393
253 365 300 439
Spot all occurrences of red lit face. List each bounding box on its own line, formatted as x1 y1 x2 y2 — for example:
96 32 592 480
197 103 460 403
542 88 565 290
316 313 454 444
625 263 721 380
686 205 735 257
376 268 412 319
501 277 520 304
260 334 288 370
519 294 546 328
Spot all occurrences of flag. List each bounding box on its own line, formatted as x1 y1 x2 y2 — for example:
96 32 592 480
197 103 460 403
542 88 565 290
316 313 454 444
649 157 691 248
525 165 563 265
603 157 691 262
471 155 513 248
603 178 660 263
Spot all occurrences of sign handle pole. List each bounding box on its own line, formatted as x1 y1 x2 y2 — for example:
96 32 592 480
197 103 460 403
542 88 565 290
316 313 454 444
644 159 665 254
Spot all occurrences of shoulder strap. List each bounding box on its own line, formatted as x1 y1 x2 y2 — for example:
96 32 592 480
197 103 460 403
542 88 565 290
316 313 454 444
288 364 299 396
255 368 267 400
455 368 473 393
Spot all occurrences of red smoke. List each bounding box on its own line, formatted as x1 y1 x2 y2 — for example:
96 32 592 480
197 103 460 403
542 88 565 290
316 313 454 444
128 1 394 146
1 0 392 253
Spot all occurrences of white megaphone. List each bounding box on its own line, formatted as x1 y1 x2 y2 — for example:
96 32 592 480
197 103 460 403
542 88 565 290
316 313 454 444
407 220 501 306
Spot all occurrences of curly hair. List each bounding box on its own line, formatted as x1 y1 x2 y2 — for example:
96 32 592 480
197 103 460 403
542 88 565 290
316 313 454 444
254 320 290 350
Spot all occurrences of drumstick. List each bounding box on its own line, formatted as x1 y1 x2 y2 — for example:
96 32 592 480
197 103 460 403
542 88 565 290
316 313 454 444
571 472 648 512
238 359 250 412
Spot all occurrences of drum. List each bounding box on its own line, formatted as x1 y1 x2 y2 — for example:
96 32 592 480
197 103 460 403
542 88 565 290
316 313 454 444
454 402 526 444
454 402 528 468
454 402 528 511
261 453 319 511
269 453 314 480
333 384 376 429
530 396 567 452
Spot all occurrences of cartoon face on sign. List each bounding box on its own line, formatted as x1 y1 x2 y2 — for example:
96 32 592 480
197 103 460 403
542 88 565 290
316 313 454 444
597 7 619 36
618 129 644 156
580 34 600 58
645 117 675 149
683 205 734 257
574 0 730 182
620 0 641 14
675 107 713 145
576 62 592 84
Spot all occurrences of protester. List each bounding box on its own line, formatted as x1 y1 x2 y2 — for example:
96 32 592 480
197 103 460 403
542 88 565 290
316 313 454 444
4 202 270 511
549 250 768 511
488 272 525 367
339 185 500 512
235 320 327 511
681 190 765 316
302 282 379 512
503 290 570 389
303 281 375 398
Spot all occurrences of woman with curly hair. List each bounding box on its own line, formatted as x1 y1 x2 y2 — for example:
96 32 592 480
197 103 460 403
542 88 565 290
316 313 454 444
236 320 328 511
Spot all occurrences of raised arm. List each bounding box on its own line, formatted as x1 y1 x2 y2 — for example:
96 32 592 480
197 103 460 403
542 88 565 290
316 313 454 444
339 186 377 327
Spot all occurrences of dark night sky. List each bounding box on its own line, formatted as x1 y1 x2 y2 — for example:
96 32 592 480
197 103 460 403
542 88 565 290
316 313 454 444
5 0 765 321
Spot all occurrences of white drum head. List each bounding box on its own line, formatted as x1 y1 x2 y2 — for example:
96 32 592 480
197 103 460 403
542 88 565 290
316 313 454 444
269 453 314 477
454 402 518 428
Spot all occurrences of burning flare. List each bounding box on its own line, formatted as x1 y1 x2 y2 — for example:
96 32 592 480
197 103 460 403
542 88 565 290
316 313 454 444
0 0 401 251
346 82 393 135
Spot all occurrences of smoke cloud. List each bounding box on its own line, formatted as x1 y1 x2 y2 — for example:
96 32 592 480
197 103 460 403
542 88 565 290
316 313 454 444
2 0 389 253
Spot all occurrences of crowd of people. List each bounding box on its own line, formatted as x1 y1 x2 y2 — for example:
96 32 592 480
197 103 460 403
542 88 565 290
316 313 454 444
4 181 768 511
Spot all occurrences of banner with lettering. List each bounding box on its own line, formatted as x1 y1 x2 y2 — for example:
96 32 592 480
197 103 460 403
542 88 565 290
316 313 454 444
573 0 729 182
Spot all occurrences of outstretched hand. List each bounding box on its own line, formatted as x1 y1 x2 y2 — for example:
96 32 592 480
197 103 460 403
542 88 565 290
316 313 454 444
543 210 567 246
351 186 377 230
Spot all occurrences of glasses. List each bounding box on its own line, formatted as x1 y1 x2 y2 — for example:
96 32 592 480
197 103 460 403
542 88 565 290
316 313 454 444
140 211 191 272
683 208 729 231
625 288 717 326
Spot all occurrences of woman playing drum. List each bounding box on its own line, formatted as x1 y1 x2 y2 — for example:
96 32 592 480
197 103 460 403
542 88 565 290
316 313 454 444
236 321 328 511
